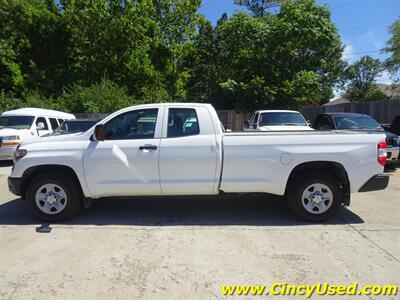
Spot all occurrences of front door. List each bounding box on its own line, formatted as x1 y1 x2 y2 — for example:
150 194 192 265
83 108 163 197
35 117 52 136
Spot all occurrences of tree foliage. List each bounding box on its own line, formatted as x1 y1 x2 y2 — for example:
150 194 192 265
234 0 281 17
197 0 345 110
343 55 386 102
383 19 400 72
1 0 388 113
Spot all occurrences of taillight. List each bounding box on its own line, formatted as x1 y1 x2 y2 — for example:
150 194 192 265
377 140 387 166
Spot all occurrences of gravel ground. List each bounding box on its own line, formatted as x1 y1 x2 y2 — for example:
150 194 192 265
0 162 399 300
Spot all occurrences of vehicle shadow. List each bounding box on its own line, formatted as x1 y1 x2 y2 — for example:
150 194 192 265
0 194 364 226
385 165 399 173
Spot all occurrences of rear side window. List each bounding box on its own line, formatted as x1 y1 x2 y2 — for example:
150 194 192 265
167 108 199 138
36 117 49 130
49 118 59 130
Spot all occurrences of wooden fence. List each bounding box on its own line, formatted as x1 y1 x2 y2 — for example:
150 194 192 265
75 99 400 131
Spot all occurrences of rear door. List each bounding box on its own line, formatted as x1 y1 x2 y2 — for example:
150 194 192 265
159 106 219 195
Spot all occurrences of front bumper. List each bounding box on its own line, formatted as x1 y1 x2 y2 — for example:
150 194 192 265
0 146 17 161
386 146 399 164
8 177 23 196
358 174 389 192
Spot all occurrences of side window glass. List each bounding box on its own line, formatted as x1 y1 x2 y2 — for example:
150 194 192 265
167 108 199 138
57 118 64 125
49 118 59 130
104 109 158 140
318 116 332 129
249 113 255 124
36 117 49 130
252 113 259 127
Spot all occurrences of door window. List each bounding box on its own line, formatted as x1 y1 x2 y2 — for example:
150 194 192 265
49 118 59 130
251 113 259 128
36 117 49 130
167 108 199 137
316 116 333 130
104 109 158 140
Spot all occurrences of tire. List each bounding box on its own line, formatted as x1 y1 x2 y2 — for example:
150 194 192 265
26 172 82 222
287 172 342 222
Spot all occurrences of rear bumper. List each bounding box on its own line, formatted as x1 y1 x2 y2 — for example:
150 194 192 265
358 174 389 192
8 177 23 196
386 146 399 164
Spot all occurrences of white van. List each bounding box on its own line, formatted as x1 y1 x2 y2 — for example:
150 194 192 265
0 108 75 160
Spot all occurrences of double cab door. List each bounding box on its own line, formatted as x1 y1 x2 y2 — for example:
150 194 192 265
83 106 219 197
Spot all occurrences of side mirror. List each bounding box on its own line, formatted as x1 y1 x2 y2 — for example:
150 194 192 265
307 120 311 126
94 124 105 141
244 120 250 128
36 122 45 130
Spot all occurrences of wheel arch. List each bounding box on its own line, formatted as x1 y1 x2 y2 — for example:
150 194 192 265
285 161 351 206
20 165 84 200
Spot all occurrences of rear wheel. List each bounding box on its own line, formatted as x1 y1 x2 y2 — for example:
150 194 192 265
287 172 342 222
26 173 82 221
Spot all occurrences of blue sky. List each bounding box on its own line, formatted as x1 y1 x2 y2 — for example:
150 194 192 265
199 0 400 85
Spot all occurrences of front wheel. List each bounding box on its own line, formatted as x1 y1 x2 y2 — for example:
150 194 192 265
26 173 82 222
287 172 342 222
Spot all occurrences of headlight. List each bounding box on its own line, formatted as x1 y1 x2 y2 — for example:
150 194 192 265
3 135 19 140
14 149 27 162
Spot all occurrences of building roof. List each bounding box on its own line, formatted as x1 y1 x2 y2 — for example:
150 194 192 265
323 97 351 106
255 110 302 113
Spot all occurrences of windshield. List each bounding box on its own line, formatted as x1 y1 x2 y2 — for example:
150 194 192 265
259 112 307 126
55 121 96 134
0 116 35 129
333 116 383 131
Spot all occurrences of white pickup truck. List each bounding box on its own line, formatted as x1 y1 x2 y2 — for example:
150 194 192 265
8 103 389 222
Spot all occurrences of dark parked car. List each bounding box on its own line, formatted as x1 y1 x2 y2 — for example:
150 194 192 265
312 113 400 165
382 115 400 136
49 119 98 136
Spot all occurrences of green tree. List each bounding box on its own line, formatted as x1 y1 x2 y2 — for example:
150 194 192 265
185 20 219 104
61 0 165 99
151 0 202 100
213 0 344 110
343 55 386 102
0 0 68 96
383 20 400 72
234 0 281 17
382 19 400 96
57 80 137 113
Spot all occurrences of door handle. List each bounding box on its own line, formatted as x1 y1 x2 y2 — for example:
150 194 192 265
139 145 158 151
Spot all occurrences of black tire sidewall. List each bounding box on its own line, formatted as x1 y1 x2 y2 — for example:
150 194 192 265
26 173 82 222
288 172 342 222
